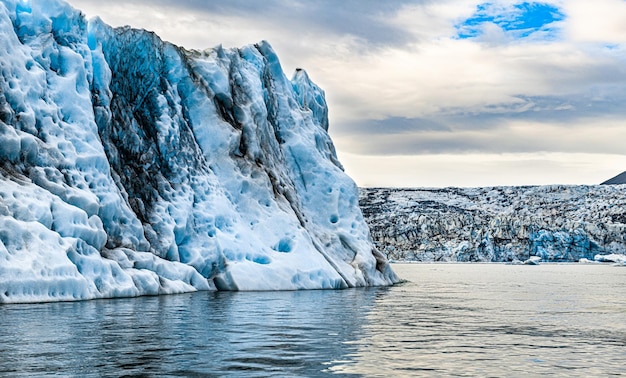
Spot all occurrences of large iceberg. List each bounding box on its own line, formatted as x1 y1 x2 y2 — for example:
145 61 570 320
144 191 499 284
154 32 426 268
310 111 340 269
0 0 397 303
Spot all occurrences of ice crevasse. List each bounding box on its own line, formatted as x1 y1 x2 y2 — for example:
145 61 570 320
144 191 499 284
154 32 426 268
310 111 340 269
0 0 398 303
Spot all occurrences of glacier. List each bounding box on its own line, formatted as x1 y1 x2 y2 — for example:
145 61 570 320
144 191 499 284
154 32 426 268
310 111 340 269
361 186 626 263
0 0 397 303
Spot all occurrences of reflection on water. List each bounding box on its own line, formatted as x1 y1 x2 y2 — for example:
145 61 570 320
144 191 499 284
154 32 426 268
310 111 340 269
333 264 626 377
1 264 624 377
0 287 377 377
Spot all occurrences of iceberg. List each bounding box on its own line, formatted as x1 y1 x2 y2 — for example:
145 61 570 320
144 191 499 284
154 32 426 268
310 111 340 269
0 0 397 303
523 256 542 265
594 254 626 265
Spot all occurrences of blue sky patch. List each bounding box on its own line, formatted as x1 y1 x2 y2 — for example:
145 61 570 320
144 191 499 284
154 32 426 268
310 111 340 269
457 2 565 39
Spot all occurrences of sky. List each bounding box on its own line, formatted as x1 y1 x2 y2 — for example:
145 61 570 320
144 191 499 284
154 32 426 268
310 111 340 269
66 0 626 188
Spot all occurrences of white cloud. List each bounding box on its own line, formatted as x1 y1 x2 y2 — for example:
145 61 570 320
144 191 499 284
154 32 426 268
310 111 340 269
392 1 477 40
332 115 626 156
319 36 623 123
562 0 626 44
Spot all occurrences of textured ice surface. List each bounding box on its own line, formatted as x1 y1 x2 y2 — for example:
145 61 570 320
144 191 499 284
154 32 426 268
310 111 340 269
361 186 626 263
0 0 397 303
594 253 626 265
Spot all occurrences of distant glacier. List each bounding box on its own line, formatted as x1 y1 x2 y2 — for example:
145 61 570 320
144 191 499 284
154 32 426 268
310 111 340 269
0 0 397 303
360 186 626 262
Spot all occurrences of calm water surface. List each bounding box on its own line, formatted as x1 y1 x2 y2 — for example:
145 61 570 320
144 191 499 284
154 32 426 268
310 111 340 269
1 263 624 377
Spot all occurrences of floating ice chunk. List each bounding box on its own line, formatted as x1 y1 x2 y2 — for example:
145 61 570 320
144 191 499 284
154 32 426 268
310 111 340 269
578 258 597 264
523 256 542 265
594 254 626 264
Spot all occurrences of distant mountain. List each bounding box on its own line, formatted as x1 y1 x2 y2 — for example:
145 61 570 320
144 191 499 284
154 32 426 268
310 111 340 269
601 171 626 185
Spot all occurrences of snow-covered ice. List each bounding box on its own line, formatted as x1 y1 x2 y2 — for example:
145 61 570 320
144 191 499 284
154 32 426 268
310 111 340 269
0 0 397 303
523 256 542 265
594 254 626 265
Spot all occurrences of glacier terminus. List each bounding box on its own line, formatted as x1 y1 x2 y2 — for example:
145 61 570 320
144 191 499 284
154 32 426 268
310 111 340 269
0 0 398 303
361 186 626 263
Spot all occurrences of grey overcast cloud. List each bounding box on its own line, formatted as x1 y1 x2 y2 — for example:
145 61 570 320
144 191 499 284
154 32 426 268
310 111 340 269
67 0 626 187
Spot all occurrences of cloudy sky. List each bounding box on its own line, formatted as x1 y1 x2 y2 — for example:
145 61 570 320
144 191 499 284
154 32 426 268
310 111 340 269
67 0 626 187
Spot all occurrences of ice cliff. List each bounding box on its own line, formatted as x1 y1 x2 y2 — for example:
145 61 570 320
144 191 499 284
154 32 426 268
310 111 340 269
0 0 397 303
361 186 626 262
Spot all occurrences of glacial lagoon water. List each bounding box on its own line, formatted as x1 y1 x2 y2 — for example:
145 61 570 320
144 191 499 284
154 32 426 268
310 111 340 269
1 263 624 377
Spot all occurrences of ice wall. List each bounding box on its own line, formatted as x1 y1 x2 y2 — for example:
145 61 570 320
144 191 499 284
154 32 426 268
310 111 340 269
361 186 626 262
0 0 397 303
